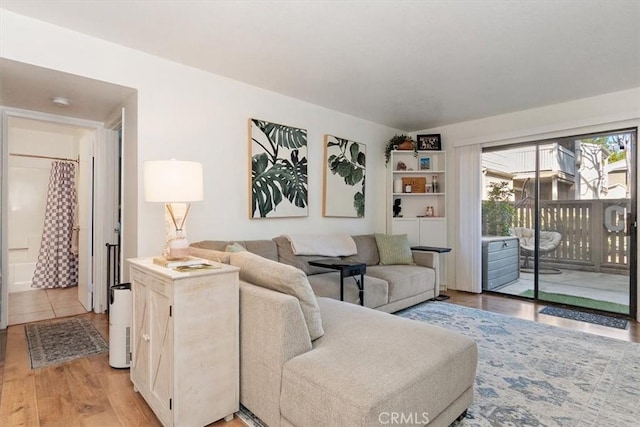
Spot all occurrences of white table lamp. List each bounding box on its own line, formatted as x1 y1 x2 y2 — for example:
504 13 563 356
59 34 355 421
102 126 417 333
144 160 204 260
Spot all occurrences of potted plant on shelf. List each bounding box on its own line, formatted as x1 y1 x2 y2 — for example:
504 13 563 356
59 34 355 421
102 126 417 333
384 134 416 166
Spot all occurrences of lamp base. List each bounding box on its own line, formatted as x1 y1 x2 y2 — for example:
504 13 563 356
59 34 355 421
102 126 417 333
168 236 190 260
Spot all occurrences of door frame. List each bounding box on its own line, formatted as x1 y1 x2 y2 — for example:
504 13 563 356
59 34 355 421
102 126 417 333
93 108 123 314
0 107 104 328
482 127 638 318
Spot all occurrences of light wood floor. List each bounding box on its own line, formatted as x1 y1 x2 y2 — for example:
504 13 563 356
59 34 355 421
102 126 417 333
445 290 640 343
0 312 245 427
0 291 638 426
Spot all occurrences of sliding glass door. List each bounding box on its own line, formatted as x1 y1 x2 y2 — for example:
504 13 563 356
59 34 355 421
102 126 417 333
481 129 637 316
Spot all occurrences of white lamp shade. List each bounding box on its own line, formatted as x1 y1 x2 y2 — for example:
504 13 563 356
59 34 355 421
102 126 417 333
144 160 204 202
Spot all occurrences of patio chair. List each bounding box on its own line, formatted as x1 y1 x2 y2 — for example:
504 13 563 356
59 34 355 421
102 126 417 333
510 227 562 273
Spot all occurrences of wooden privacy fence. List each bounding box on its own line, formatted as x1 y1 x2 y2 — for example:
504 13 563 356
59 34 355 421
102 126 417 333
511 199 629 273
482 199 630 273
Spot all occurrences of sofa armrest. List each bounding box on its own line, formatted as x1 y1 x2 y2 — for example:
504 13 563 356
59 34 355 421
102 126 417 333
412 250 440 296
239 281 313 427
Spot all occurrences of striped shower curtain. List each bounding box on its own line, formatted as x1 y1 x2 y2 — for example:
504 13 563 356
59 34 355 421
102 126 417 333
32 161 78 289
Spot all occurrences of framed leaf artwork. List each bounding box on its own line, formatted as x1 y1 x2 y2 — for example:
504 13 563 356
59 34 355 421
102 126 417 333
323 135 366 218
249 119 308 218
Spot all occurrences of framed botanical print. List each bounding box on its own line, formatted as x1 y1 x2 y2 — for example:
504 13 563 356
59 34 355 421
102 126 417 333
323 135 366 217
249 119 308 218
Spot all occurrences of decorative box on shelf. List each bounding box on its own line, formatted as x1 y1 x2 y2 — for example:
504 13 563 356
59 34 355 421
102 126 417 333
401 177 426 193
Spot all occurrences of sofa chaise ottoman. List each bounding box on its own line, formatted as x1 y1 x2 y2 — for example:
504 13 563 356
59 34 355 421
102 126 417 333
229 250 478 427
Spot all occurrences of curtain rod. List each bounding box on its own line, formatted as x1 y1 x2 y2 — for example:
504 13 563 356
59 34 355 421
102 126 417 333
9 153 79 163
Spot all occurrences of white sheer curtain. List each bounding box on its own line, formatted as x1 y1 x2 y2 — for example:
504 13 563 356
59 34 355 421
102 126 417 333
454 144 482 293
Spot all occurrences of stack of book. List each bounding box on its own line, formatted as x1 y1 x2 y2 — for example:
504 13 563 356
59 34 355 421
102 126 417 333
153 256 205 268
153 256 221 272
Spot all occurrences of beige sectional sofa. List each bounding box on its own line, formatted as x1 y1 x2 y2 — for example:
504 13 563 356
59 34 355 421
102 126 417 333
191 234 440 313
190 234 478 427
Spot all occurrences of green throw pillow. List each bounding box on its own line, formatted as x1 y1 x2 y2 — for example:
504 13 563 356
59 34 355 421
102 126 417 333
374 233 414 265
225 242 247 252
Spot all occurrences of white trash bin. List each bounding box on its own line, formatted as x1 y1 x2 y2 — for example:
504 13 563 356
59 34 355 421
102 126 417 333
109 283 132 368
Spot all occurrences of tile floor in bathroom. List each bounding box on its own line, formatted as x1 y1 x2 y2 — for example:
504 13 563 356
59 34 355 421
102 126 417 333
8 286 88 325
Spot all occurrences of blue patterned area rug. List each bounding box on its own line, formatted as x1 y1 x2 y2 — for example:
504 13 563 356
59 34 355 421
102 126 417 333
539 306 629 329
25 317 108 369
397 302 640 426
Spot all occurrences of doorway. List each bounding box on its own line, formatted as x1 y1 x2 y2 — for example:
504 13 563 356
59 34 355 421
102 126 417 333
5 116 95 325
481 129 637 316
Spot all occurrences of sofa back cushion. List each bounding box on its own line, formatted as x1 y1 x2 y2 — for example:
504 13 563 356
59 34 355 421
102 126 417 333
229 251 325 341
191 239 279 261
342 234 380 266
189 247 231 264
273 235 340 275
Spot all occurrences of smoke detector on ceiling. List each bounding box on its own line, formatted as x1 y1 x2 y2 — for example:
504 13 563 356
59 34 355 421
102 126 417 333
51 96 70 107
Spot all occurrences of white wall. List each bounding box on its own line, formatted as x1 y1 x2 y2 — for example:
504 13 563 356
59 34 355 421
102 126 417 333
0 11 400 258
4 11 639 312
412 88 640 315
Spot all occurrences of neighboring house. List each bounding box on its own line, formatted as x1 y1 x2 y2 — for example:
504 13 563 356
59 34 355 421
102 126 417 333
604 159 630 199
483 140 629 201
482 142 577 201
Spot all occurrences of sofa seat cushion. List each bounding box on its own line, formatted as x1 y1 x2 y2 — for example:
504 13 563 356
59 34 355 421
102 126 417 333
280 298 478 427
366 265 436 303
230 251 324 341
306 272 388 309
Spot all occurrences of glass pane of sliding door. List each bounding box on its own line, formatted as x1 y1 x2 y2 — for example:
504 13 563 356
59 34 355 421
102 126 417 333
482 129 636 316
481 143 537 297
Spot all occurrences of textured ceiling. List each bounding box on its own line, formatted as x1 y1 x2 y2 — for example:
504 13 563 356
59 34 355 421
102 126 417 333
1 1 639 131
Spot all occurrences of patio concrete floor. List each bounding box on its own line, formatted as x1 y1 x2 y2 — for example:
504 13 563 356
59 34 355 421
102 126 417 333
495 268 629 306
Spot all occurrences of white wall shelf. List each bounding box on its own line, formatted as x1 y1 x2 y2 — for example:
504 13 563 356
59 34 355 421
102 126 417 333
387 150 447 248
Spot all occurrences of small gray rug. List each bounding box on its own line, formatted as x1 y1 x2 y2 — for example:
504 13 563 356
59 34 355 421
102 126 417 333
25 317 108 369
540 306 629 329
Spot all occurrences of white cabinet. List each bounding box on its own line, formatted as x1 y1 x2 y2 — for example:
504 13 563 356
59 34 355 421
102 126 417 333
129 258 240 427
387 150 447 248
392 217 447 248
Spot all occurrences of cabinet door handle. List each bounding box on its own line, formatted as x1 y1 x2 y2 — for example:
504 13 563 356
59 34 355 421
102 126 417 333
142 333 150 342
